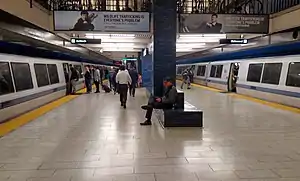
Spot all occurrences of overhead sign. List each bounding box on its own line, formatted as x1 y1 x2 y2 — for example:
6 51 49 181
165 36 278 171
179 14 269 34
122 58 137 61
70 38 101 44
54 11 150 32
219 39 248 44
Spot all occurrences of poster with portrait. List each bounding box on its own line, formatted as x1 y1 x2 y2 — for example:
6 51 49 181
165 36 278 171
179 14 269 34
54 11 150 32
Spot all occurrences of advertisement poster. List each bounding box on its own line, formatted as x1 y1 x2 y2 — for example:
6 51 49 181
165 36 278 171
54 11 150 32
179 14 269 34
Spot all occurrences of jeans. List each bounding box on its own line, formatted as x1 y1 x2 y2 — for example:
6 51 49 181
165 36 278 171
85 79 92 93
181 77 190 89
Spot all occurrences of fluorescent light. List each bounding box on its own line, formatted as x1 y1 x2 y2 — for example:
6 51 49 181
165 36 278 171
85 33 135 39
102 48 140 52
101 43 135 47
177 38 220 43
179 34 226 38
177 43 206 48
176 48 194 52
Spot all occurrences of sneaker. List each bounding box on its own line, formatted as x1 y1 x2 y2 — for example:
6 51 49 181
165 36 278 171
123 104 126 109
140 120 152 126
141 105 148 110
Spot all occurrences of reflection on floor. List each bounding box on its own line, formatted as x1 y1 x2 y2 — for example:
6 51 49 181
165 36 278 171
0 86 300 181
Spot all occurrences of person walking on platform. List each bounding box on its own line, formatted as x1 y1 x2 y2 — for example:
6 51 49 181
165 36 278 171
181 69 191 89
111 68 119 94
84 66 92 93
70 66 79 94
116 65 132 109
140 77 178 126
94 67 101 93
129 67 138 97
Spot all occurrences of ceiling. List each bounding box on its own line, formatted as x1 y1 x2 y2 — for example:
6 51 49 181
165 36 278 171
57 32 265 59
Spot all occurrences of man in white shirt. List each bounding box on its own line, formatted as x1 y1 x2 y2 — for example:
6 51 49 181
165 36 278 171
116 65 132 109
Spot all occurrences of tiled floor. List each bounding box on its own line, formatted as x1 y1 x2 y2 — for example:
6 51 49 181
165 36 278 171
0 86 300 181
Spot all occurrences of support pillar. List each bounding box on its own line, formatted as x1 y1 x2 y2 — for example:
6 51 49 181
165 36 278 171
152 0 177 96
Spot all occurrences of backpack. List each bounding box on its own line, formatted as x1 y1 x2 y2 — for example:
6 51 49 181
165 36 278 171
102 84 111 93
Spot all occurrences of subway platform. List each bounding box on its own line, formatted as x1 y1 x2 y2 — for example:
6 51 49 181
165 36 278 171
0 85 300 181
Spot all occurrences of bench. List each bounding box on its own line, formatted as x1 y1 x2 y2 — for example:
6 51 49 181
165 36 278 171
155 89 203 128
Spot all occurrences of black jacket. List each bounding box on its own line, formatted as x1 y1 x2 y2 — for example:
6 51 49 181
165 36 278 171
129 70 138 84
72 18 95 31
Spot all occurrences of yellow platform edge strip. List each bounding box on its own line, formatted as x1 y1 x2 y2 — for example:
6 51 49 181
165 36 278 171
0 88 87 137
178 79 300 114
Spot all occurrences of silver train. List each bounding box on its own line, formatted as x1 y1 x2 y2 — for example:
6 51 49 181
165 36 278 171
177 55 300 108
0 53 111 123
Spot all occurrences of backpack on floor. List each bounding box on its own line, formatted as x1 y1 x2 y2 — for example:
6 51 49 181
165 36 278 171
102 85 111 93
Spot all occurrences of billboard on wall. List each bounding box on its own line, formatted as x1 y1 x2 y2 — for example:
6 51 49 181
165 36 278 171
179 14 269 34
54 11 150 32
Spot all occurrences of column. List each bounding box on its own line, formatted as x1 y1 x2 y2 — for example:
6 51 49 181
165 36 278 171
152 0 177 96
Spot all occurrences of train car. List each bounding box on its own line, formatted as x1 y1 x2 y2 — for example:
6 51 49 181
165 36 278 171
0 53 110 123
237 55 300 108
176 41 300 108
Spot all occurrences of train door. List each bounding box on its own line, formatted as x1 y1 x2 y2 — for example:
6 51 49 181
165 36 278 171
227 62 240 92
204 63 211 86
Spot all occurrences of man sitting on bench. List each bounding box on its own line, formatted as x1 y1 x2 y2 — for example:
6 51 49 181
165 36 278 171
140 77 178 126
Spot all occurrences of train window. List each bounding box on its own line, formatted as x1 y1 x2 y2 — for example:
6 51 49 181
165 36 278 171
74 65 83 78
47 64 59 84
197 66 206 76
215 65 223 78
262 63 282 85
34 64 50 87
210 65 216 77
286 62 300 87
0 62 14 95
11 63 33 92
210 65 223 78
247 63 263 82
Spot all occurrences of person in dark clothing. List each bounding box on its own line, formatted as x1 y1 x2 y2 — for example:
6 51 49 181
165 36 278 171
64 68 70 95
84 66 92 93
202 13 222 33
111 68 119 94
72 11 97 31
70 67 79 94
100 67 104 85
140 77 178 126
128 68 138 97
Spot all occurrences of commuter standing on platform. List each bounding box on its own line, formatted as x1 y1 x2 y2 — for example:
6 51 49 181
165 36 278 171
70 66 79 94
94 67 101 93
129 67 138 97
84 66 92 93
116 65 132 109
111 68 119 94
64 68 70 95
100 66 104 85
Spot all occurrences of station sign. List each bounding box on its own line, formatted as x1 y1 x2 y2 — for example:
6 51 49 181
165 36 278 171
219 39 248 44
70 38 101 44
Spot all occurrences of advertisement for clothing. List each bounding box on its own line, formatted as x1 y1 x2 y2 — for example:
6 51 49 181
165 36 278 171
179 14 269 34
54 11 150 32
